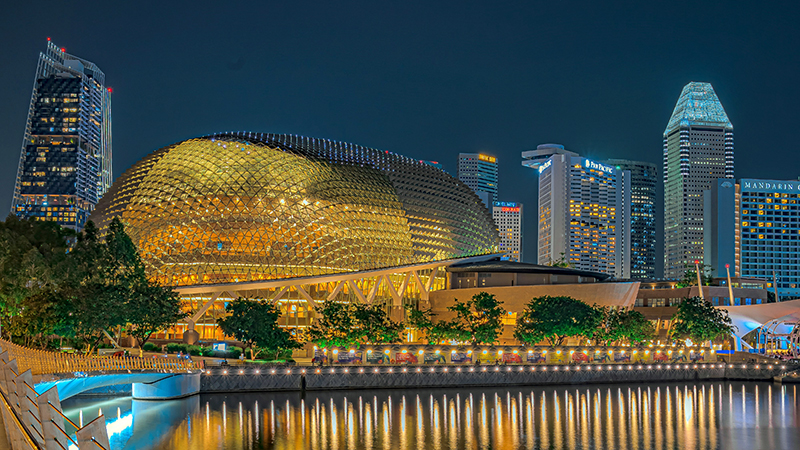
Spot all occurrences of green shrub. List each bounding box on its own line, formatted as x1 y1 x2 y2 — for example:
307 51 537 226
228 346 242 359
165 343 189 354
202 347 215 357
142 343 159 352
187 345 203 356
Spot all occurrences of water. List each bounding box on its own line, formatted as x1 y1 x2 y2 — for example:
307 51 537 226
61 382 800 450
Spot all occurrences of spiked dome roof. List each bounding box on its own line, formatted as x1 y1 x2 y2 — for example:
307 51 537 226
90 132 499 287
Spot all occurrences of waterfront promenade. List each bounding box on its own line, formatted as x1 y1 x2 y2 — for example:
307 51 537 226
199 361 800 394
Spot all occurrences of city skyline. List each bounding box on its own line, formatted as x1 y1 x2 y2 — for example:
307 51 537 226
2 3 800 267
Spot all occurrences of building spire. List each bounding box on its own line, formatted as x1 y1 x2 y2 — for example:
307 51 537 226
665 82 732 133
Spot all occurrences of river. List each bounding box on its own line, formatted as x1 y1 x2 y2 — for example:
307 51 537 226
61 381 800 449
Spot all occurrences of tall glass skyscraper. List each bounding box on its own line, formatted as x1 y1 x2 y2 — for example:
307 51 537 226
458 153 498 207
603 159 657 279
11 40 112 231
663 82 733 278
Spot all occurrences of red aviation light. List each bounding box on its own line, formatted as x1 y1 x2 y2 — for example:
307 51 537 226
47 37 51 41
107 88 113 93
60 48 65 52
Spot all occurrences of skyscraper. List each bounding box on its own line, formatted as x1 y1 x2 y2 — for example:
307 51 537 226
663 82 733 279
705 178 800 301
492 201 523 262
524 144 631 278
11 40 112 231
602 159 657 279
458 153 498 207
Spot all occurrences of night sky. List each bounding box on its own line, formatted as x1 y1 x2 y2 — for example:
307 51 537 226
2 1 799 270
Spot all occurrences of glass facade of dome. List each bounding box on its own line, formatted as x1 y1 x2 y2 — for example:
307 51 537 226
90 132 498 287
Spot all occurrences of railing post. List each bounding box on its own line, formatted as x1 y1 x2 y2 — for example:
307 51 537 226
76 415 110 450
1 357 20 409
37 386 69 450
14 369 43 447
0 351 12 396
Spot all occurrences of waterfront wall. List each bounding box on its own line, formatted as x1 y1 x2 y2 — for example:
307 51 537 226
199 362 799 393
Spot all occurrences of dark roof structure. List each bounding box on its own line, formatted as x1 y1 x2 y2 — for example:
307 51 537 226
446 259 612 281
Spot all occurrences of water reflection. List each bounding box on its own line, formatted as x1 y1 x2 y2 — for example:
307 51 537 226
60 382 800 449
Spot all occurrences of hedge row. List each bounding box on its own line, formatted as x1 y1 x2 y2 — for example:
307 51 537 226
147 342 242 359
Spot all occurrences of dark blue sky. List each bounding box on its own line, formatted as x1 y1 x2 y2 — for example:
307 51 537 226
2 1 799 265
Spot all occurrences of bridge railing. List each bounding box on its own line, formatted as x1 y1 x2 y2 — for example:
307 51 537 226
0 341 114 450
0 339 200 375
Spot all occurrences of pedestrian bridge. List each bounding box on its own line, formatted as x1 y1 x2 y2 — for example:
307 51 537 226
36 371 201 401
0 339 200 449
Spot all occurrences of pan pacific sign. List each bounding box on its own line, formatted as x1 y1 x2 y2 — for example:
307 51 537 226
741 179 800 193
584 159 614 175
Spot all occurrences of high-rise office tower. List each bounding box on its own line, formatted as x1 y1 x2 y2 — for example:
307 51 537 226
458 153 498 207
523 144 631 278
663 82 732 278
492 201 523 262
602 159 657 279
11 40 112 231
705 178 800 301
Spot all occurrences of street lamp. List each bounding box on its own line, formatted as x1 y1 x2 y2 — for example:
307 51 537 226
695 260 705 300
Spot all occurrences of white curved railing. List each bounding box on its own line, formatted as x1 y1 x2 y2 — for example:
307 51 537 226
0 340 127 450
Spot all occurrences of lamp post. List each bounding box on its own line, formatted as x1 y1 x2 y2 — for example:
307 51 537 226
695 260 704 300
725 264 735 307
772 271 780 302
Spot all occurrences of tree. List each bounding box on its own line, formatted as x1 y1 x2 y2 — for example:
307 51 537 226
676 263 714 288
217 298 301 360
305 301 359 349
4 288 63 348
352 302 404 344
514 296 603 346
670 296 735 346
104 218 185 352
0 216 186 352
596 308 655 345
405 306 467 344
306 301 404 349
126 284 186 352
546 252 572 268
0 215 73 342
57 221 129 351
445 292 506 345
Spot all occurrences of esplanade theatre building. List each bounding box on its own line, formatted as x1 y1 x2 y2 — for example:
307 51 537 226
90 132 506 342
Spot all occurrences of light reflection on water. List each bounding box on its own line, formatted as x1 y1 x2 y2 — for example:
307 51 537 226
61 382 800 450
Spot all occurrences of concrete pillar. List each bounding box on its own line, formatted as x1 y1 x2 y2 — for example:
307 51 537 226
36 386 69 450
76 415 110 450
